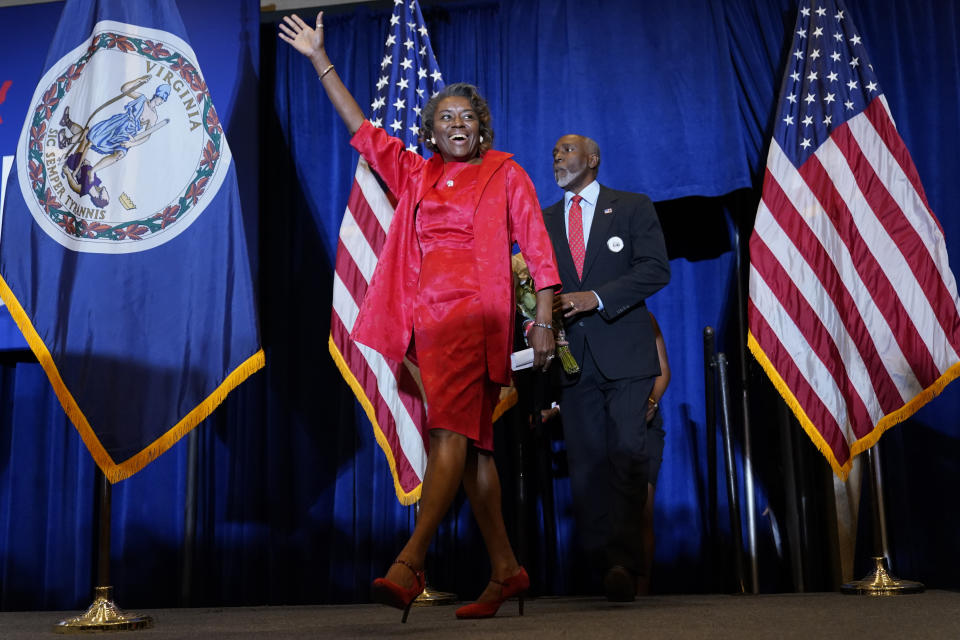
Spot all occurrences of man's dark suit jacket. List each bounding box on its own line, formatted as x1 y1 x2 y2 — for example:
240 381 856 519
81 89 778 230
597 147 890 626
543 185 670 382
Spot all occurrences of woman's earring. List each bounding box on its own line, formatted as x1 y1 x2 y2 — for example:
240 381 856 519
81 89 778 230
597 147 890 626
479 136 484 143
429 137 436 145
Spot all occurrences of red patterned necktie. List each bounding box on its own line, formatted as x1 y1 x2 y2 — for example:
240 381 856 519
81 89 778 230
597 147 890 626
568 194 585 280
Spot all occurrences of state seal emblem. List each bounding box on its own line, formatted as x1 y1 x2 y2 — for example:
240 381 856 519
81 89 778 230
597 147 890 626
16 20 231 254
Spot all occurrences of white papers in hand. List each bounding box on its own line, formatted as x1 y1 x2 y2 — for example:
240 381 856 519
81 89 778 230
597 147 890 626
510 347 534 371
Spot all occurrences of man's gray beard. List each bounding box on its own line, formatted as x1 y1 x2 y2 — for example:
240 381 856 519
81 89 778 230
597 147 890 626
555 170 574 189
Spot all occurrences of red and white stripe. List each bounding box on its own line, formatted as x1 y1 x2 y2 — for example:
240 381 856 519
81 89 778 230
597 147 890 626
749 97 960 475
330 158 427 504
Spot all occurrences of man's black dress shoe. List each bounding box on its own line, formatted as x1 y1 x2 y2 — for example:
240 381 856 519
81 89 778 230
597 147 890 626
604 565 636 602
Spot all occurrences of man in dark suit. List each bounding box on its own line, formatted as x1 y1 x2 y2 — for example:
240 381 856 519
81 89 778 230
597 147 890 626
543 134 670 601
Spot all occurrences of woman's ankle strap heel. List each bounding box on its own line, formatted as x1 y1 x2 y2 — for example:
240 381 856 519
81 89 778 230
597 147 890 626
371 560 425 623
455 566 530 619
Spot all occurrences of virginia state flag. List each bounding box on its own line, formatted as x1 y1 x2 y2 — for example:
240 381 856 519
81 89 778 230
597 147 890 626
0 0 263 482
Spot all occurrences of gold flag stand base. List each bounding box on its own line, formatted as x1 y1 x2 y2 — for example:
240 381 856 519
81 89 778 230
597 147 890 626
413 584 458 606
53 586 154 633
841 556 925 596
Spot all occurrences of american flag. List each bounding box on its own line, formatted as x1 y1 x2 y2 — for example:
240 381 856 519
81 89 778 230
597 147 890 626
748 0 960 478
328 0 444 504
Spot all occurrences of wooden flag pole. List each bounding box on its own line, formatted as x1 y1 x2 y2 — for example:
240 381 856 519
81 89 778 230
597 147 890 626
53 469 153 632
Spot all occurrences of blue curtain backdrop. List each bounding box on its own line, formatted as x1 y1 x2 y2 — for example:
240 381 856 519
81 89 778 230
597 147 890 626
1 0 959 610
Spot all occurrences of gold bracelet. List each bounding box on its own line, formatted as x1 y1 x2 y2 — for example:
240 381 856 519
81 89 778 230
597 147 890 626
319 63 335 79
531 321 552 330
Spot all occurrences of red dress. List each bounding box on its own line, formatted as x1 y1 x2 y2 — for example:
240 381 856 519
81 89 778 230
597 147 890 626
349 121 560 451
415 162 499 449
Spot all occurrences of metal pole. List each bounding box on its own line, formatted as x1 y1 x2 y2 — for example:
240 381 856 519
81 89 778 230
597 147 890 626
702 327 719 589
840 445 923 595
180 428 199 606
514 393 527 569
412 501 457 605
868 447 891 561
531 372 557 588
740 412 759 594
716 353 746 594
731 205 759 594
96 469 111 587
776 402 804 592
54 469 152 632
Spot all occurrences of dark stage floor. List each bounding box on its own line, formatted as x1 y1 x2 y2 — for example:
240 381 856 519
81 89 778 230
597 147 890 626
2 591 959 638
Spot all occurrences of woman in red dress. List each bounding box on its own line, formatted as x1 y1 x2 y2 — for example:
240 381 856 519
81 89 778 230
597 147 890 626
280 13 560 622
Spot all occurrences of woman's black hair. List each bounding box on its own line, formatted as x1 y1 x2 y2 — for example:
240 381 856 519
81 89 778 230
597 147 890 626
420 82 494 155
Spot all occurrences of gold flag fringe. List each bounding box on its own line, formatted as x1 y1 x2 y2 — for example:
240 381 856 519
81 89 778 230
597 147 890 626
0 271 264 483
748 331 960 481
109 349 264 482
492 386 518 424
329 335 422 506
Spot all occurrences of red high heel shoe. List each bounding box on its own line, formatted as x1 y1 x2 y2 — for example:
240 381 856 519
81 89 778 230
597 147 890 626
455 566 530 619
371 559 425 623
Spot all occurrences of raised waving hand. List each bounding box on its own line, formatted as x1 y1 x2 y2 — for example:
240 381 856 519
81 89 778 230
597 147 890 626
278 12 364 134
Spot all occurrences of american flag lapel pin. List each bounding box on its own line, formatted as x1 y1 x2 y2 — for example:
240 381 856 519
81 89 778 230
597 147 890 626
603 208 613 214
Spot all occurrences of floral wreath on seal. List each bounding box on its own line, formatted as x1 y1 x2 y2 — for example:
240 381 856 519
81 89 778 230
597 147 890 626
26 31 224 242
